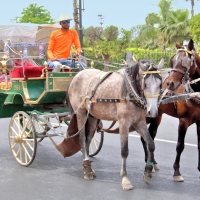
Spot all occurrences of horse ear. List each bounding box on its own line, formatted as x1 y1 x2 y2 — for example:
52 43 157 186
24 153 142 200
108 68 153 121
188 39 194 51
175 42 182 49
132 55 137 62
139 62 147 71
156 58 164 70
175 42 180 49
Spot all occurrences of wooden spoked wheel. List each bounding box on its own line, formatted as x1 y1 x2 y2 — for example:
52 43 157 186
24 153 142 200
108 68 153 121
89 130 104 157
8 111 37 167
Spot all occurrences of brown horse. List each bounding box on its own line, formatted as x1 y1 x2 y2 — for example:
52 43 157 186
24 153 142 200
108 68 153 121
67 57 164 190
141 39 200 182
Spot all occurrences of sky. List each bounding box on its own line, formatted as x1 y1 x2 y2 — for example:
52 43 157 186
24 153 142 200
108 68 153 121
0 0 200 29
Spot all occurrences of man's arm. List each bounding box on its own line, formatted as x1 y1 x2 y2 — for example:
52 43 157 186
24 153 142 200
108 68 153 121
47 33 56 60
73 30 82 55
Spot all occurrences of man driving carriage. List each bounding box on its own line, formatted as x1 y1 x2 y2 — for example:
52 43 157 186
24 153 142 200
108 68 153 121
47 14 86 72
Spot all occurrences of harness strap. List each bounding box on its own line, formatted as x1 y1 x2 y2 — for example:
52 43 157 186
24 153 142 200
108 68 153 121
91 96 158 103
142 71 161 75
89 71 113 100
177 48 192 55
171 68 187 74
91 98 126 103
161 94 190 104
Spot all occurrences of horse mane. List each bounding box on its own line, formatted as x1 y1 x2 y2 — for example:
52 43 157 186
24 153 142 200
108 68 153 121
190 51 200 92
121 61 142 98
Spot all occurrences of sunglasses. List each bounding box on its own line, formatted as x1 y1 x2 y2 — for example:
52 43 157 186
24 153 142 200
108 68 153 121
62 20 70 24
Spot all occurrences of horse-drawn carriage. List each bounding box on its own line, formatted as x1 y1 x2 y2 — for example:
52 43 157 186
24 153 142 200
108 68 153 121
0 35 168 190
0 39 104 167
1 24 200 190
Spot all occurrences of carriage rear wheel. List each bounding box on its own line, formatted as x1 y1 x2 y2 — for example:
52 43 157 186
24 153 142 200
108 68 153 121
89 129 104 157
8 111 37 167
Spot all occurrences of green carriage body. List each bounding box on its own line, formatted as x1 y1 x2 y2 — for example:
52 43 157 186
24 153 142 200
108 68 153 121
0 40 104 166
0 71 77 118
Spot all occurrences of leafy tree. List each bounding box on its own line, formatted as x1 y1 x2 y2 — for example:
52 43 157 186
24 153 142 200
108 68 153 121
189 13 200 44
13 3 55 24
84 25 132 71
131 0 191 51
185 0 199 17
159 9 191 46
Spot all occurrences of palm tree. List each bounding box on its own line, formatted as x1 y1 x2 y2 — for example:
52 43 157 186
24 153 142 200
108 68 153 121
73 0 79 32
159 9 191 45
185 0 199 17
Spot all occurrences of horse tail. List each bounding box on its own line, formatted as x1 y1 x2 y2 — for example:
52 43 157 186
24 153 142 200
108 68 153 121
66 83 74 115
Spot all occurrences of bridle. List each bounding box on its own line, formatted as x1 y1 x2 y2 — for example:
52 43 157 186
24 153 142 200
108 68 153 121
124 62 162 109
169 47 196 85
141 63 162 99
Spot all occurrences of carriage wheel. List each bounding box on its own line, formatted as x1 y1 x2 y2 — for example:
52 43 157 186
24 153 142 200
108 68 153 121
8 111 37 167
89 130 104 157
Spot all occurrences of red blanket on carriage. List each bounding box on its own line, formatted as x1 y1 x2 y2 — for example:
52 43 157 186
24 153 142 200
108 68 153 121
10 61 46 79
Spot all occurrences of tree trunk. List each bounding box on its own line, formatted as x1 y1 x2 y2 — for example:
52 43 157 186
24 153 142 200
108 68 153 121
73 0 79 32
191 0 194 17
102 55 110 71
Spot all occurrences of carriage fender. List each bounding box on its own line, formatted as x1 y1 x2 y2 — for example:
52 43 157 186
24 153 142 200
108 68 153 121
4 93 23 105
56 114 100 157
56 114 81 157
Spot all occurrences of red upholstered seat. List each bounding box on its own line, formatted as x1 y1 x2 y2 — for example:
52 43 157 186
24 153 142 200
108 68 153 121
10 61 48 79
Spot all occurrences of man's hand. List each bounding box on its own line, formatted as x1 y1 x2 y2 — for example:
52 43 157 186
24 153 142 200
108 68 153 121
74 51 81 57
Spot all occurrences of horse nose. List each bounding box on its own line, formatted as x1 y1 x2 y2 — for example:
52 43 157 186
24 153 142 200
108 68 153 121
166 81 174 89
147 110 158 118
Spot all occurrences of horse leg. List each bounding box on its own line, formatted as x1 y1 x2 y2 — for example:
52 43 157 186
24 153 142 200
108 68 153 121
77 111 96 180
119 122 133 190
141 115 162 171
83 116 99 178
195 121 200 176
148 114 163 170
173 119 189 182
135 120 155 185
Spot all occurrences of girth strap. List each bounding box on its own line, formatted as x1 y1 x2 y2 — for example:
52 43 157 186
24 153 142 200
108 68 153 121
91 97 145 108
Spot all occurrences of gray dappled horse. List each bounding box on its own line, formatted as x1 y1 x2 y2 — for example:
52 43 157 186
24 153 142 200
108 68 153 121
67 55 164 190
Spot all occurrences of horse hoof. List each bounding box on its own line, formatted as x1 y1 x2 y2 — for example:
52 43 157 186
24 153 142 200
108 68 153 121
121 183 134 190
143 173 152 185
83 170 96 180
173 175 184 182
152 166 155 173
121 177 133 190
84 173 95 180
92 169 96 177
154 164 160 170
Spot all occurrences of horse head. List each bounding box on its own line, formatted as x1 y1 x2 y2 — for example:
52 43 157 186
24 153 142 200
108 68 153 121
139 58 164 117
166 39 199 91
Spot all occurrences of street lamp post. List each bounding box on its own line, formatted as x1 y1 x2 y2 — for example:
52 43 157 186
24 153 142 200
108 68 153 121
79 0 83 48
98 14 104 31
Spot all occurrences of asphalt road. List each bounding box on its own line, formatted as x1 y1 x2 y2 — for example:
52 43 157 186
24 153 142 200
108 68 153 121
0 114 199 200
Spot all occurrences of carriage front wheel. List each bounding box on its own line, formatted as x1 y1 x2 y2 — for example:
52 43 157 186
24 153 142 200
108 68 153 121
8 111 37 167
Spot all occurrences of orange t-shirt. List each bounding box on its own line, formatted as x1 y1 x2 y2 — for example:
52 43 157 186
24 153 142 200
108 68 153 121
47 29 82 60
